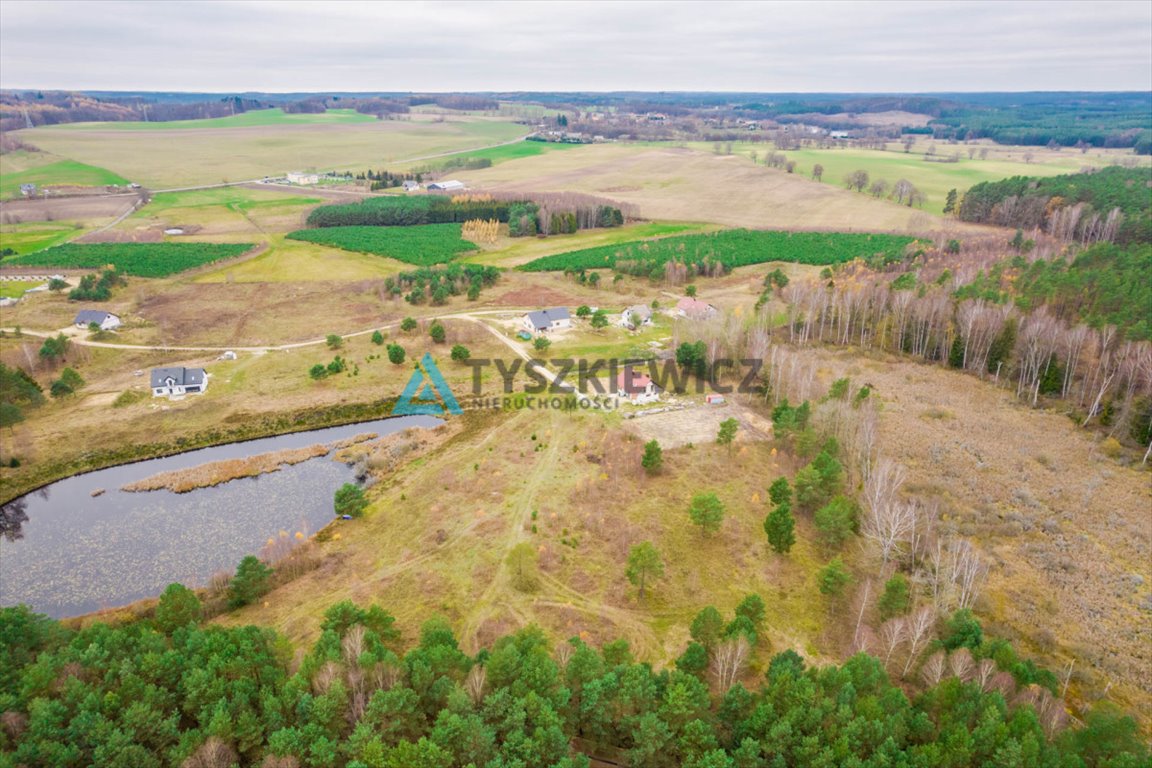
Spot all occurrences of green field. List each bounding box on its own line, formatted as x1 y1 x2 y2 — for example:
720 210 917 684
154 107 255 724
5 242 255 277
0 223 81 255
0 280 43 299
286 224 478 266
49 108 380 131
680 140 1139 214
404 139 581 170
520 229 917 272
0 159 129 198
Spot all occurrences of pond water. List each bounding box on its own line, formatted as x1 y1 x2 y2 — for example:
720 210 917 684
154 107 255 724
0 415 441 618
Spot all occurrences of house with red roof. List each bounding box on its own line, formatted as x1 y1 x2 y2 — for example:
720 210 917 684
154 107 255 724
616 366 661 404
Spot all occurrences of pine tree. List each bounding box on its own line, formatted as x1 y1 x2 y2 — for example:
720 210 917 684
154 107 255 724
764 503 796 554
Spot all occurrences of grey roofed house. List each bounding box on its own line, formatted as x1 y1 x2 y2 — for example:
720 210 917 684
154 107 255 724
523 307 572 333
621 304 652 328
73 309 121 330
150 366 208 397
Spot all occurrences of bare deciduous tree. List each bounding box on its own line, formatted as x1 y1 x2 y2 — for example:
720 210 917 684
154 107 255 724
862 459 916 564
902 606 937 677
921 650 947 686
711 635 752 691
879 617 908 668
465 664 486 705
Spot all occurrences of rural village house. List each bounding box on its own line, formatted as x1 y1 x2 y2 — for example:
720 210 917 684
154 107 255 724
151 367 208 398
676 297 719 320
620 304 653 330
73 310 122 331
402 180 421 192
522 307 572 334
426 180 465 192
285 171 319 185
617 366 661 404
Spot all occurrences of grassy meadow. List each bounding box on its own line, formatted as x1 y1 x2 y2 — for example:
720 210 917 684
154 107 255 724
684 139 1151 214
0 156 130 198
0 222 83 255
49 107 379 131
22 117 528 188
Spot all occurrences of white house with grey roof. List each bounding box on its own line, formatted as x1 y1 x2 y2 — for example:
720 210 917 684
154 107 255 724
522 307 571 334
74 310 121 331
151 367 208 398
620 304 653 330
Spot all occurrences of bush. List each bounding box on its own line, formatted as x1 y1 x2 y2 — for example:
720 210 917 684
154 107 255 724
878 574 911 621
326 334 343 349
334 482 369 518
154 583 202 633
942 608 983 650
227 555 272 609
641 439 663 474
450 344 470 362
387 344 406 365
429 320 446 343
309 364 328 380
689 492 724 534
819 558 851 596
533 336 551 352
371 330 385 345
401 317 418 332
814 496 858 547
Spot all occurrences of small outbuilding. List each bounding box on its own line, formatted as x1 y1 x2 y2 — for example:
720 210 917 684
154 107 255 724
151 367 208 398
74 310 122 331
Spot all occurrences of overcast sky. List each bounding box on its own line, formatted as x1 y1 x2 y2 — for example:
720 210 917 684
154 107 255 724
2 0 1150 93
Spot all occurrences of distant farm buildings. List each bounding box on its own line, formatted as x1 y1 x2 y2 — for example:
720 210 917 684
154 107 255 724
402 180 421 192
286 171 319 185
151 367 208 398
73 310 121 331
426 180 465 192
522 307 571 334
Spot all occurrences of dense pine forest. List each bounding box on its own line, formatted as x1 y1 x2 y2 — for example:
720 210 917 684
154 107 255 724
1 599 1147 768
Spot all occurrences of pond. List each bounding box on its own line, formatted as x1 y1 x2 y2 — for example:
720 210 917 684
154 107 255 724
0 415 442 618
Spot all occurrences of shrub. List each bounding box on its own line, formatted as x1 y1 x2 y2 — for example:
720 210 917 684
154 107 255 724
334 482 369 518
155 583 202 633
819 558 851 596
227 555 272 609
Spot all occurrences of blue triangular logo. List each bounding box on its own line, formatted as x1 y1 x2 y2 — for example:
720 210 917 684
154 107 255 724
393 353 462 416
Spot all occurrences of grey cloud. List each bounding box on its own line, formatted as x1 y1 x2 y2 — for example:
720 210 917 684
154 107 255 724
1 0 1149 92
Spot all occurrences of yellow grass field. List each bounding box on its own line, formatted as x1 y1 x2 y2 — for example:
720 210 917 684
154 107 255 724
19 117 528 188
461 143 986 233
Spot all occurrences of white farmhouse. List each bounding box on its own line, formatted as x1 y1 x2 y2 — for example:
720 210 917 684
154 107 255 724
74 310 122 331
522 307 572 334
151 367 208 398
620 304 653 330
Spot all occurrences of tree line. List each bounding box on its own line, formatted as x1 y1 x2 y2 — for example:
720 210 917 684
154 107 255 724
0 596 1145 767
956 166 1151 245
305 192 628 238
775 248 1152 460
